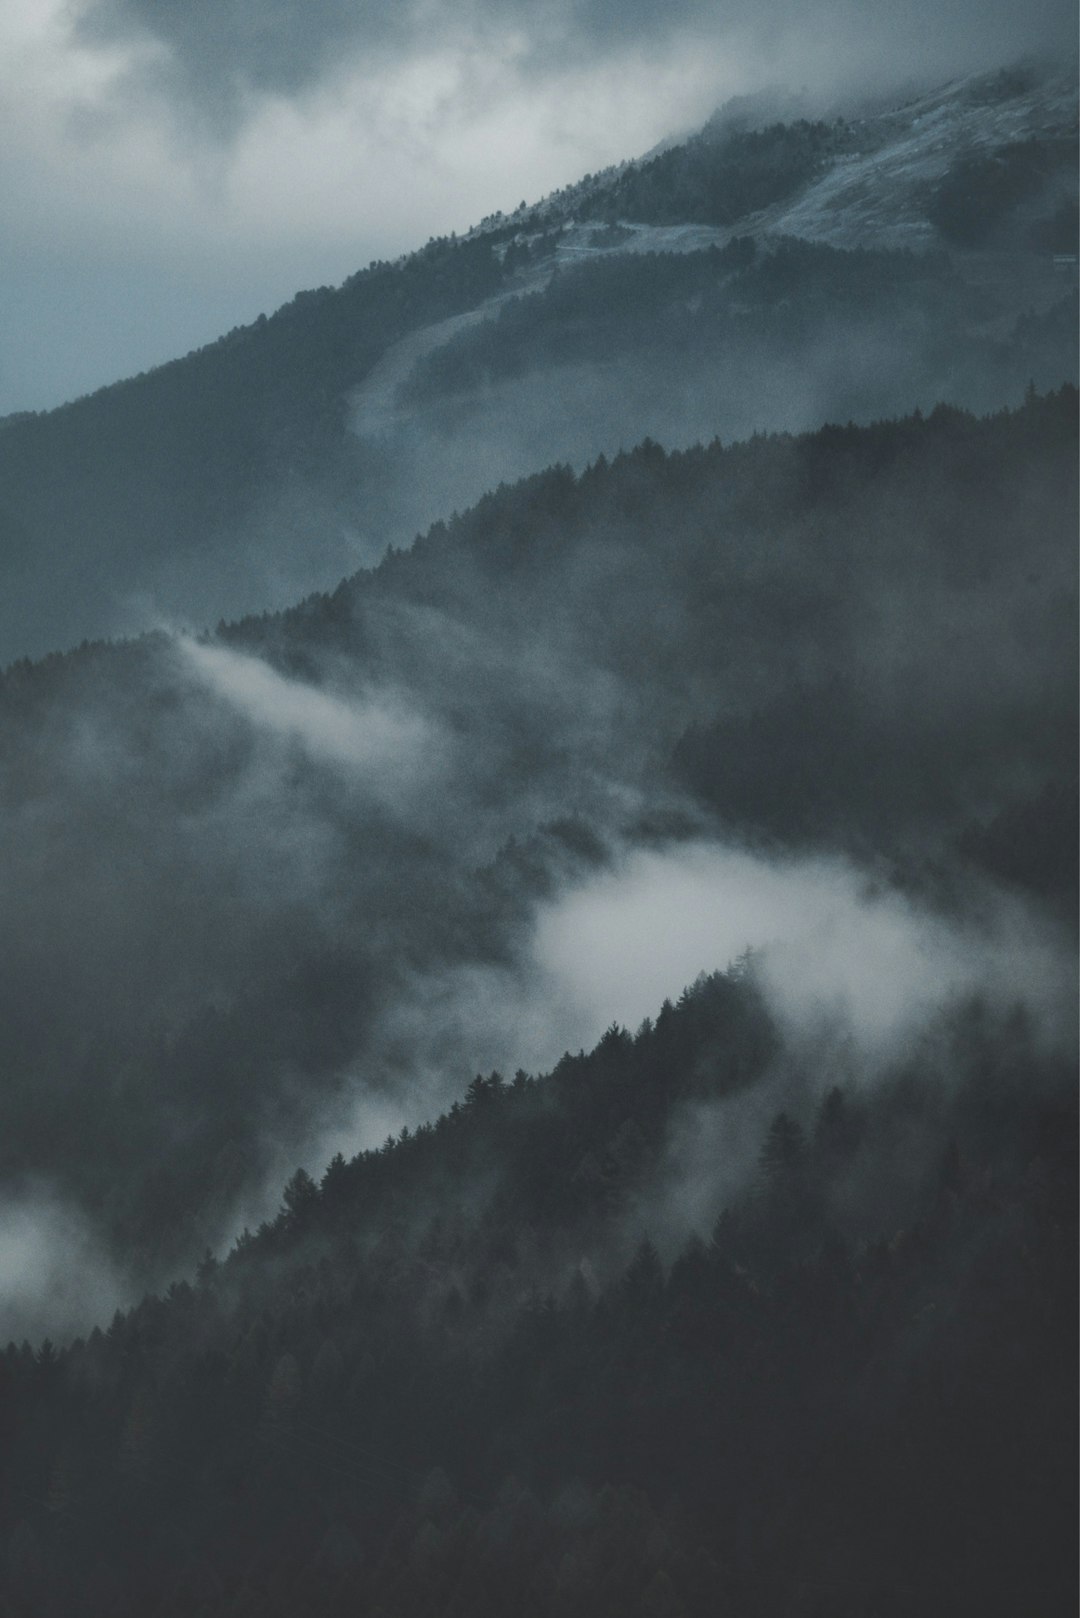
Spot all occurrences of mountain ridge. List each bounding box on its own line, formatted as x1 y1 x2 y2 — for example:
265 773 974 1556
0 60 1074 661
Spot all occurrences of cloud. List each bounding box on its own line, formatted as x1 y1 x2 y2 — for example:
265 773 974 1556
4 0 1073 416
74 0 1078 136
278 831 1076 1272
297 833 1074 1194
518 837 1077 1253
177 635 441 796
532 841 1075 1058
68 0 739 146
0 2 728 415
0 1192 129 1345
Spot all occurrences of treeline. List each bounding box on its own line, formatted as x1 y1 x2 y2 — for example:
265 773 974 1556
0 967 1074 1616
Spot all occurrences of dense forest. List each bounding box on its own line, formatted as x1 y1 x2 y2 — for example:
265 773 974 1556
0 388 1074 1306
0 960 1074 1615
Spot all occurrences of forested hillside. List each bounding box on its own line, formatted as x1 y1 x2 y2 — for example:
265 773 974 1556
397 233 1075 450
0 65 1074 661
0 389 1074 1313
0 960 1073 1616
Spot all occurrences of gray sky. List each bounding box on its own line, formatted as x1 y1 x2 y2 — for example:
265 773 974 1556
2 0 1075 417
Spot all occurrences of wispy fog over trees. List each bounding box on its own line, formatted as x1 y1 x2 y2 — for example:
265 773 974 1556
0 53 1075 1618
0 388 1073 1299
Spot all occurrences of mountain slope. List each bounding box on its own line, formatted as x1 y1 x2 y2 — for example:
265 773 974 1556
0 68 1075 1611
752 65 1079 250
0 389 1074 1311
0 63 1074 661
0 965 1074 1617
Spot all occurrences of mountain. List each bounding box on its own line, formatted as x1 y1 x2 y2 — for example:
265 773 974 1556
0 41 1075 1618
0 56 1076 1615
0 387 1074 1310
0 62 1075 662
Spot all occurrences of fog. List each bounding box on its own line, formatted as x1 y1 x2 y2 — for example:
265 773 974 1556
4 813 1071 1338
77 0 1077 135
342 226 1076 569
276 824 1076 1254
349 343 944 565
533 841 1075 1058
0 347 1072 1344
179 635 442 794
516 837 1074 1258
0 16 1072 1601
0 1191 128 1346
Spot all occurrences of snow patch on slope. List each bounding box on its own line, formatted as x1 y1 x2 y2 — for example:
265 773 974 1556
758 69 1077 250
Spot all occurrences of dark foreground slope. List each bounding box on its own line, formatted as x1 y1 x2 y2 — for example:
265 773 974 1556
0 965 1074 1617
0 390 1075 1295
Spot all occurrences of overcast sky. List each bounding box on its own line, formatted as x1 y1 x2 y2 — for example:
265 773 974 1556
1 0 1074 417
